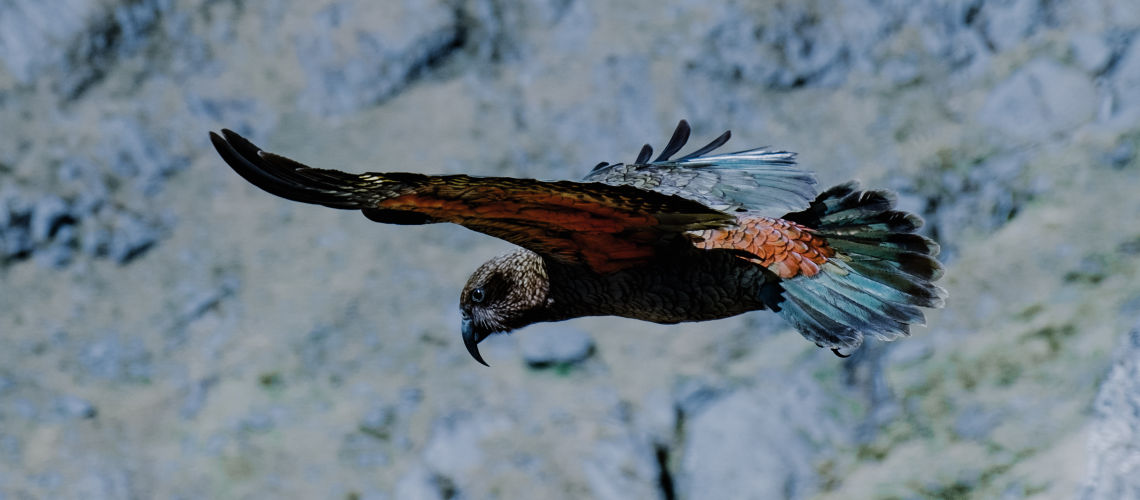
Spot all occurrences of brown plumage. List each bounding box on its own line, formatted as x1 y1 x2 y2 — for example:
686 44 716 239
210 121 946 366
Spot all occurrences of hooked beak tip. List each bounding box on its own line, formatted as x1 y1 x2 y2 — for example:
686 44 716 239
462 318 490 367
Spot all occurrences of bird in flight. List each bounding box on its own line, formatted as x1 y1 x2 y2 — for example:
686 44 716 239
210 121 945 366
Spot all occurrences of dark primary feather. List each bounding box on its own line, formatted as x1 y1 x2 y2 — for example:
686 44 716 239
210 130 364 209
654 119 691 162
676 130 732 161
634 144 654 165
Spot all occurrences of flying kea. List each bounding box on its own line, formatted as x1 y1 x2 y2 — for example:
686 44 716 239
209 121 946 365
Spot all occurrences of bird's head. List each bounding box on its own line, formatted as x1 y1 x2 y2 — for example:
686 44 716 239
460 250 551 366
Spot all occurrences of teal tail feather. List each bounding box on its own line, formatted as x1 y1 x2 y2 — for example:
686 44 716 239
775 182 947 351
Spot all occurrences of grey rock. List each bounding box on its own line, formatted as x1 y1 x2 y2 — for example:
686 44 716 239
634 388 677 446
179 376 216 420
401 410 515 498
903 151 1038 260
911 0 991 76
295 1 463 116
879 57 921 86
32 471 62 490
0 372 14 395
359 403 397 440
0 218 32 259
35 224 77 268
0 190 33 259
0 0 97 82
422 411 510 480
886 332 935 367
339 430 392 468
9 398 38 420
978 0 1045 52
296 325 341 374
1122 294 1140 319
105 211 160 264
1105 139 1136 169
583 436 660 500
172 276 239 329
399 386 424 414
55 0 169 100
57 158 109 214
517 323 595 367
77 334 153 382
237 410 277 433
54 395 97 419
80 221 113 259
0 433 21 463
1112 38 1140 118
460 0 523 64
1071 33 1113 75
953 405 1003 440
395 465 449 500
1080 322 1140 500
677 373 846 500
0 191 81 266
29 195 73 243
68 468 134 500
96 116 191 197
0 0 170 99
692 4 854 89
185 96 262 127
844 340 901 443
342 490 389 500
673 375 725 418
979 58 1097 141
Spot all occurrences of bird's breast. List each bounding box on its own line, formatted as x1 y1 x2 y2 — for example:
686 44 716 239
545 249 774 324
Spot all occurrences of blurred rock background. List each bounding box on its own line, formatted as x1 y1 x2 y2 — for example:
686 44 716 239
0 0 1138 498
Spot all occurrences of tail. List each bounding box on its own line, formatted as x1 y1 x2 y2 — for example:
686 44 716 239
775 182 947 352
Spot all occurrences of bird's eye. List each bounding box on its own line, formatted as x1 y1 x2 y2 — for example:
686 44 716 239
470 288 486 303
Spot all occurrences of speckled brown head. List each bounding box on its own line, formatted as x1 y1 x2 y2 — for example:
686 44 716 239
460 250 552 365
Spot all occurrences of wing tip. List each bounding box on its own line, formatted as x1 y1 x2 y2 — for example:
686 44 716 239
209 128 362 209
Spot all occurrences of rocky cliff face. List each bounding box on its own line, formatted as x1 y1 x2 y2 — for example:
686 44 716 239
1082 322 1140 499
1 0 1138 498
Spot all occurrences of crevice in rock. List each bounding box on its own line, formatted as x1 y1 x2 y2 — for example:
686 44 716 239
430 472 459 500
408 22 469 81
396 2 475 85
963 1 982 26
653 443 676 500
58 0 166 101
1099 30 1137 79
842 340 899 444
454 0 515 65
655 402 687 500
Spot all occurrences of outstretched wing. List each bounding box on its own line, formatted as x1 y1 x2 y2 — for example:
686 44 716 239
210 129 733 273
585 120 818 216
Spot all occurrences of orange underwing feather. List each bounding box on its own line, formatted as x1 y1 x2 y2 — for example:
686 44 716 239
692 216 835 278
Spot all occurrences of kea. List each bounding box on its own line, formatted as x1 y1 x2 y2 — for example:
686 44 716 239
210 121 946 365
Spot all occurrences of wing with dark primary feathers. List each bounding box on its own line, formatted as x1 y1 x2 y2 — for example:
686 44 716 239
585 120 818 216
210 129 734 274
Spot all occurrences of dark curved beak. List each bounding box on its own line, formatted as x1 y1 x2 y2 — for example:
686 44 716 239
461 317 490 367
